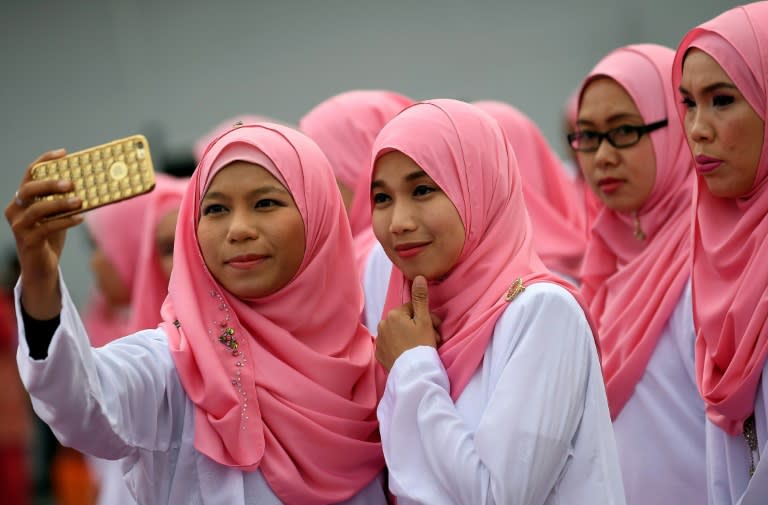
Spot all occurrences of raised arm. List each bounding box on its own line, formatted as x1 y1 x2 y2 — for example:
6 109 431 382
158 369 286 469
5 149 83 320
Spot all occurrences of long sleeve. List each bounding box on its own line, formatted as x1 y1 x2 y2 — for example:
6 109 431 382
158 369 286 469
378 283 613 505
15 273 183 461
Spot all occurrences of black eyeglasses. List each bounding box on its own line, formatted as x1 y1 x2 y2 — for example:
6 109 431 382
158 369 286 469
567 119 668 152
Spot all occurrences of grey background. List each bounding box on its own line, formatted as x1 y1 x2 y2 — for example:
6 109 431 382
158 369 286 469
1 0 733 304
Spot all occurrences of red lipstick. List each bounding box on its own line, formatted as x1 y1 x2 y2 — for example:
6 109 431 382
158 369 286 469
695 155 723 174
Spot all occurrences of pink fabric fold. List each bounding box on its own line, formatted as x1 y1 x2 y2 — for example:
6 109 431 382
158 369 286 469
160 123 383 504
84 174 187 345
671 3 768 435
369 99 596 400
473 100 588 280
299 90 413 275
578 44 695 419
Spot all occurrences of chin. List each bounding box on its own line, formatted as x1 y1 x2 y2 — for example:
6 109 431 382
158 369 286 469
702 178 748 199
223 283 274 300
603 200 641 214
398 266 448 282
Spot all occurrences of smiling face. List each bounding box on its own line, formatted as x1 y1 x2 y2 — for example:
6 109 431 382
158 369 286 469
370 150 465 281
197 161 306 299
679 49 764 198
577 78 657 213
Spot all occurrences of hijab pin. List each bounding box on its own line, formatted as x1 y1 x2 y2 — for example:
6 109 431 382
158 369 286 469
633 212 646 241
505 278 526 302
232 121 244 127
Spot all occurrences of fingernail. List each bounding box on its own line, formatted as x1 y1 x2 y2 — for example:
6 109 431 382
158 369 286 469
67 197 80 206
57 180 71 190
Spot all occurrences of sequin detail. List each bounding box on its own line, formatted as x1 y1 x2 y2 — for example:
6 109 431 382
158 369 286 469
208 289 249 429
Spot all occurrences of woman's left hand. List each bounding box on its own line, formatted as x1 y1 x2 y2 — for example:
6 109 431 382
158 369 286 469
376 275 442 371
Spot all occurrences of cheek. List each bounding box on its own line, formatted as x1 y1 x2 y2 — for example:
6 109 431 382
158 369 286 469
91 251 113 283
577 154 598 182
91 254 129 303
370 208 390 242
279 216 306 272
720 118 745 151
435 201 465 251
196 223 219 265
634 148 657 197
726 117 763 155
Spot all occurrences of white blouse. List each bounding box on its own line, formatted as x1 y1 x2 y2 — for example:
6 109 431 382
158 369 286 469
377 282 626 505
611 281 707 504
15 278 387 505
362 242 392 336
706 360 768 505
89 456 137 505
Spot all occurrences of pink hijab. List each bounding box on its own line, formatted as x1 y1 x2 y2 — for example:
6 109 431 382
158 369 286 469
370 99 595 399
578 44 694 419
672 3 768 435
300 90 413 274
473 100 588 279
84 175 186 345
194 115 279 162
160 123 384 503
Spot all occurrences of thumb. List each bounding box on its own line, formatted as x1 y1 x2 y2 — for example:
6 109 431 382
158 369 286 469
410 275 430 323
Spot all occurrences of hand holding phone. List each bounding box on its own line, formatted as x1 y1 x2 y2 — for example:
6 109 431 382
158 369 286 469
5 135 156 319
30 134 156 221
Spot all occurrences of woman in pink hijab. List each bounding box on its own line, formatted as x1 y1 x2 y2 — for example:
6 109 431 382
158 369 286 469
673 3 768 503
473 100 588 282
572 44 704 505
83 173 188 347
7 123 387 504
368 99 624 504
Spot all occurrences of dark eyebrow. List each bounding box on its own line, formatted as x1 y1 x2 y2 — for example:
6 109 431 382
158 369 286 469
371 170 430 190
405 169 429 182
577 112 644 127
203 185 289 201
679 82 738 95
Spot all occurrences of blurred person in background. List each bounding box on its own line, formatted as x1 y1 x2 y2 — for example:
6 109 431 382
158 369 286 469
82 173 188 505
299 90 413 333
474 100 588 284
573 44 704 504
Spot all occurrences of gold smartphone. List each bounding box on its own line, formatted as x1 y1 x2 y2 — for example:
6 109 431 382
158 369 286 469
31 134 156 220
